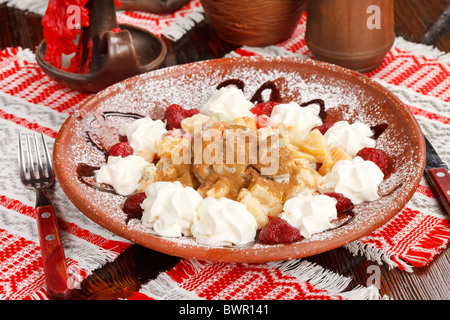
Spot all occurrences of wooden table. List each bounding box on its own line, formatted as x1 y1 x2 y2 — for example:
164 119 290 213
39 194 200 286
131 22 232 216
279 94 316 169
1 0 449 300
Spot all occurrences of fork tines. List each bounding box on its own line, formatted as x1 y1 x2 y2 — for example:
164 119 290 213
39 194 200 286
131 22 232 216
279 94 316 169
19 132 54 186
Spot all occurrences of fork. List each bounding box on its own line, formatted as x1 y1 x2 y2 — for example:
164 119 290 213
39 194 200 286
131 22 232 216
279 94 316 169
19 132 71 300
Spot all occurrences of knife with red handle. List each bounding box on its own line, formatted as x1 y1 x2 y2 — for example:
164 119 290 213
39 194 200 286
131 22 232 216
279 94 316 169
424 137 450 216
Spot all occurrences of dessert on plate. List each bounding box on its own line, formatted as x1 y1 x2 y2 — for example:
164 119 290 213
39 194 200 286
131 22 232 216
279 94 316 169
93 82 389 247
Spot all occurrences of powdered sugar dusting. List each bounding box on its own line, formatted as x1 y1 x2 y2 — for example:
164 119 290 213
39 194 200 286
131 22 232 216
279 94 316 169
54 57 424 262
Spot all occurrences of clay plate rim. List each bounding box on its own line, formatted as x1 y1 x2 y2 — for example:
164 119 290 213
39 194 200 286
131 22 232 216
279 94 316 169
53 56 425 263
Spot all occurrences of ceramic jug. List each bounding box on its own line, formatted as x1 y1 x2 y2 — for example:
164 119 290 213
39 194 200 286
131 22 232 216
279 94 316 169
305 0 394 72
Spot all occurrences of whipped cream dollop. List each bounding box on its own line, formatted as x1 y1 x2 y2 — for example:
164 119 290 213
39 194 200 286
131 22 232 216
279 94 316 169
281 193 338 238
119 116 167 155
324 121 376 157
141 181 203 237
270 102 323 138
319 156 384 204
200 86 255 122
191 197 258 246
96 155 149 196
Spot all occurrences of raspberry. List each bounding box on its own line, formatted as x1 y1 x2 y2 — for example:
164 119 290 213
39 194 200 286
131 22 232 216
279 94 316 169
250 101 279 117
258 217 302 244
312 121 335 135
323 192 352 212
356 147 389 174
108 142 133 158
123 192 146 219
163 104 199 130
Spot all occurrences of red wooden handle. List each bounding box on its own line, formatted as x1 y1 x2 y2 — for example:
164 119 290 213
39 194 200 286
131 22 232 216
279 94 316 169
36 205 72 299
425 167 450 216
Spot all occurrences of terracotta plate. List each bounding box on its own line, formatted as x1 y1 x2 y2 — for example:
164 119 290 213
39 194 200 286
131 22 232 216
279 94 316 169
53 56 425 263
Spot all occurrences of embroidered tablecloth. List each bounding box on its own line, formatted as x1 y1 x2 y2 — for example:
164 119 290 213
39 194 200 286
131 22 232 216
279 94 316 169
0 0 449 300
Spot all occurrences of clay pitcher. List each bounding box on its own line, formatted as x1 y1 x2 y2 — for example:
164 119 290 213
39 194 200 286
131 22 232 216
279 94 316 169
305 0 394 72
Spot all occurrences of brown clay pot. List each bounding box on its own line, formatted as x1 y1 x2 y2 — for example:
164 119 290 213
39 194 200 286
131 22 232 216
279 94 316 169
305 0 395 72
200 0 306 47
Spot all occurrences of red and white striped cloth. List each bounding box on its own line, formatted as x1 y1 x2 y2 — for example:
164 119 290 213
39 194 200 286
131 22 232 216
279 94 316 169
1 1 449 300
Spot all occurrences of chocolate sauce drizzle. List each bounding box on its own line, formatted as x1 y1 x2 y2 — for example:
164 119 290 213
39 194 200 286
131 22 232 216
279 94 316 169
102 111 145 120
370 123 388 140
217 79 245 91
300 99 326 123
76 163 117 194
249 81 282 104
334 206 356 230
82 111 145 155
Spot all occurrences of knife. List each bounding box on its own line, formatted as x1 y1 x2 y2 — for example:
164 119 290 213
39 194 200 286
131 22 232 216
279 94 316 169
424 136 450 216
